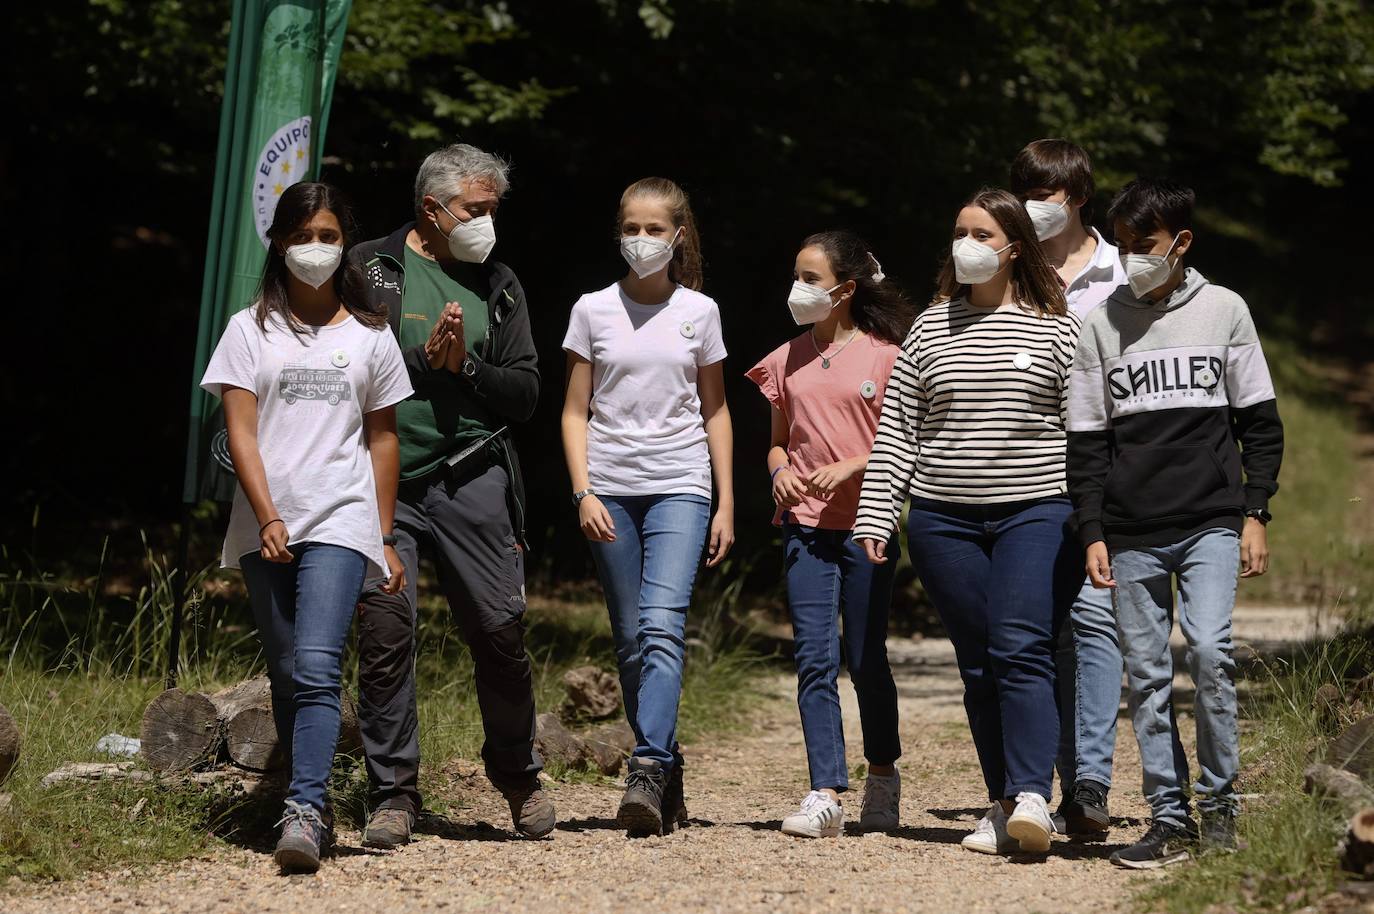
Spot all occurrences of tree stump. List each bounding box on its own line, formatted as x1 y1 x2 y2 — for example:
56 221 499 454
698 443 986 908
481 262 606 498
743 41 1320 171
139 689 221 772
0 702 19 785
1343 808 1374 877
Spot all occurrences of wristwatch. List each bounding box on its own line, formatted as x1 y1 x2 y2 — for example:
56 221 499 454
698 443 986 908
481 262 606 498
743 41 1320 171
382 534 398 546
572 488 596 505
461 355 478 378
1245 507 1272 525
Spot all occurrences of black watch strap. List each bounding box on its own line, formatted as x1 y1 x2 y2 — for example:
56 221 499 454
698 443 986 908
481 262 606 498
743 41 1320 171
382 534 398 546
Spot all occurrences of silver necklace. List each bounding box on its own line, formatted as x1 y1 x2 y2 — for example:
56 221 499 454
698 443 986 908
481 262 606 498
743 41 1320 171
811 327 859 369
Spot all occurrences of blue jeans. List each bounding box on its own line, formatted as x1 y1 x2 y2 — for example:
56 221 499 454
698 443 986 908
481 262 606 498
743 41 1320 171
1111 527 1240 826
907 497 1079 801
783 521 901 791
240 543 367 813
1055 578 1122 791
589 494 711 770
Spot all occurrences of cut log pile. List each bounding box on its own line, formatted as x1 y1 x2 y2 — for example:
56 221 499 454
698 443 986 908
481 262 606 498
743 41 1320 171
1302 674 1374 882
0 702 19 785
138 675 362 774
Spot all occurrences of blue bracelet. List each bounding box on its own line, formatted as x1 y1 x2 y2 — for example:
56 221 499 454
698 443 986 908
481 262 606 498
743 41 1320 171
770 464 789 481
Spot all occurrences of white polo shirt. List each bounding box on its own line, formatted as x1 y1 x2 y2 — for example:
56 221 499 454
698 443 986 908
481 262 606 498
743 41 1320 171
1066 227 1127 319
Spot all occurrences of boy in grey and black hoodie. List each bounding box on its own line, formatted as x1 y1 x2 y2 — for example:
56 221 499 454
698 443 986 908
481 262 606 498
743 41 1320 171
1067 178 1283 869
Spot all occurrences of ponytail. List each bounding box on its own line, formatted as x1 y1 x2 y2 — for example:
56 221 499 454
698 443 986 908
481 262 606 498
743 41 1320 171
618 177 704 291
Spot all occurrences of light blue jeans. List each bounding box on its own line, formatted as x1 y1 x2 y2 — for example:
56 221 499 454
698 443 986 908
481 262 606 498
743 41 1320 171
240 543 367 813
589 494 711 770
1111 527 1241 826
1056 579 1122 791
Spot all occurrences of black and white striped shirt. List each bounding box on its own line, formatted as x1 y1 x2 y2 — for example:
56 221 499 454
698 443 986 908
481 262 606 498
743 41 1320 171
853 298 1081 541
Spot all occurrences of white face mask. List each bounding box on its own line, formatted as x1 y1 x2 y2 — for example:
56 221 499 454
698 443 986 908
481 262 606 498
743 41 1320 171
620 227 682 279
284 241 343 289
437 202 496 263
1025 198 1071 241
952 237 1013 285
787 281 842 325
1122 234 1182 298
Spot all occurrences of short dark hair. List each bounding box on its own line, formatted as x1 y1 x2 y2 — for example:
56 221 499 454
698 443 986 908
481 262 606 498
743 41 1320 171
1108 178 1196 238
1010 138 1095 225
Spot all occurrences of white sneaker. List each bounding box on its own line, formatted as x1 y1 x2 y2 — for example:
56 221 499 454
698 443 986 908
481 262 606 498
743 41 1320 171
781 790 844 838
961 803 1018 855
1006 792 1055 853
858 770 900 833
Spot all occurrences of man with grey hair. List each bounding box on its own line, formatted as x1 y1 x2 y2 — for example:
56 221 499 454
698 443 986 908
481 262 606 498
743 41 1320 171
349 143 553 846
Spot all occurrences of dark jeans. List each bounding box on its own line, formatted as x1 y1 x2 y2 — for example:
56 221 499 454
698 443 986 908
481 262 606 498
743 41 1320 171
241 543 368 814
783 521 901 792
906 496 1079 801
356 462 541 816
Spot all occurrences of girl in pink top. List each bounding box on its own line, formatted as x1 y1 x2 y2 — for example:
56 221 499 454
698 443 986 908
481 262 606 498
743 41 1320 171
745 231 914 839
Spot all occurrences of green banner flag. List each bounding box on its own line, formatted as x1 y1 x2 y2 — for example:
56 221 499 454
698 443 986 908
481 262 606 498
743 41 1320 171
182 0 352 503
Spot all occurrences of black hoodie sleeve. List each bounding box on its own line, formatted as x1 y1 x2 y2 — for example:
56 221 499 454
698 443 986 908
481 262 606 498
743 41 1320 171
1231 399 1283 514
1068 430 1112 547
456 272 540 422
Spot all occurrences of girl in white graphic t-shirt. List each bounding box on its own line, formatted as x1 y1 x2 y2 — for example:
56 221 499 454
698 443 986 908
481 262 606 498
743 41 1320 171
560 177 735 837
201 182 413 874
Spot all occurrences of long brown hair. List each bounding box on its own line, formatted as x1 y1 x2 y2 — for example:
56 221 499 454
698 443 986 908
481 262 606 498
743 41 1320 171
255 181 386 333
800 230 915 345
616 177 704 291
935 187 1067 318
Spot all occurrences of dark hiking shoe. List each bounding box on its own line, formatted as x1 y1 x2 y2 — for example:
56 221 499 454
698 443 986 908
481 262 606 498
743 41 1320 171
274 800 326 874
1059 779 1111 836
617 758 667 837
493 776 556 838
1110 819 1198 869
662 757 688 833
1201 811 1238 852
362 807 415 849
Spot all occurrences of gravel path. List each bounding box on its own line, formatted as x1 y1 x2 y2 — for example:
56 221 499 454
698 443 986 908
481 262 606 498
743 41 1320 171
3 604 1322 914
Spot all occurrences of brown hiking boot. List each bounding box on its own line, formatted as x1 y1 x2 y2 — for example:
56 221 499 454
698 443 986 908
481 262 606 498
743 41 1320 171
362 807 415 849
494 776 556 838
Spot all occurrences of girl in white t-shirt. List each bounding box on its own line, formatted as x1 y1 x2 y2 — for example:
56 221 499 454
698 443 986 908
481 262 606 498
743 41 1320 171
560 177 735 837
201 182 413 874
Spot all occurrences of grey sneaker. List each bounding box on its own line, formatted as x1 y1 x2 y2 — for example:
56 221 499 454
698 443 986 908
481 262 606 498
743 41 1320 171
617 758 667 837
362 807 415 849
494 775 556 839
859 770 901 833
274 800 326 874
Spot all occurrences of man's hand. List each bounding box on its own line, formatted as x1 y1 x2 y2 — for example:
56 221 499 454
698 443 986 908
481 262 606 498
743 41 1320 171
1240 516 1270 577
424 313 451 369
1086 541 1115 589
771 466 807 508
440 303 466 373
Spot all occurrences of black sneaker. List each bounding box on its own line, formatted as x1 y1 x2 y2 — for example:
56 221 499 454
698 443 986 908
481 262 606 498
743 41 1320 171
661 753 688 833
1200 811 1237 852
1110 819 1199 869
617 758 666 838
1059 779 1110 836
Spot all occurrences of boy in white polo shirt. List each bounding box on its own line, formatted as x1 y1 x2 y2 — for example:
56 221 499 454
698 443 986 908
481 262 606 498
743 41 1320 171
1011 138 1127 836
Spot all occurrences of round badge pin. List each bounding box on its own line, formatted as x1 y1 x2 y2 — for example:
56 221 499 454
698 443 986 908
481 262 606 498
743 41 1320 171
1012 352 1033 370
860 380 878 400
1197 368 1217 388
331 349 350 368
680 321 696 339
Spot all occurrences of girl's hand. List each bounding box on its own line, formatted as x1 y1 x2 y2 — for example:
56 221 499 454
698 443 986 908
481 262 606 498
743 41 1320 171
579 495 616 542
260 519 293 563
805 460 860 496
859 537 887 565
772 467 807 508
381 545 407 594
706 508 735 568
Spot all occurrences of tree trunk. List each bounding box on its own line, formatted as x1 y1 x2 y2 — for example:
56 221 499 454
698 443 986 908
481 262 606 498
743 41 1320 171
139 688 221 772
0 702 19 785
208 676 363 772
1343 808 1374 877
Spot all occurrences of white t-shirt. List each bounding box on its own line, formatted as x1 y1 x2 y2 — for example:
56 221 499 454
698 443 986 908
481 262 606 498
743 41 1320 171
562 282 728 499
201 307 414 575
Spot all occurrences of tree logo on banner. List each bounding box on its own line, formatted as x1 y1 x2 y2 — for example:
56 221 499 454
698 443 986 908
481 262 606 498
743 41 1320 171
254 115 312 247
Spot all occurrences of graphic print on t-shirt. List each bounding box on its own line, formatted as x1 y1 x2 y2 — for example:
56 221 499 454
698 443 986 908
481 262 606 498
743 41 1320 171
278 363 352 406
1103 344 1228 418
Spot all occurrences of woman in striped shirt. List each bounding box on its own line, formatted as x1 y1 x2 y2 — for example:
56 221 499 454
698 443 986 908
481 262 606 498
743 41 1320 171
854 188 1082 858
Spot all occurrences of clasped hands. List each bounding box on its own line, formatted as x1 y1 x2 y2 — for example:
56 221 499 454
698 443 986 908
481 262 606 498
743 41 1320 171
424 302 467 373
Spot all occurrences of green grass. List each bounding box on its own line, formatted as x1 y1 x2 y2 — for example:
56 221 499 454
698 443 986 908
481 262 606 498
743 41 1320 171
0 541 769 882
1139 635 1369 913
